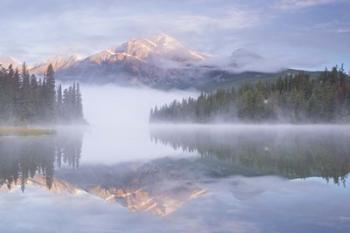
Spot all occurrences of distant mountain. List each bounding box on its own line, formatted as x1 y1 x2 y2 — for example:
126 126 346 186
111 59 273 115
113 33 208 63
30 55 82 75
47 34 302 89
0 56 22 70
51 33 211 86
1 34 318 90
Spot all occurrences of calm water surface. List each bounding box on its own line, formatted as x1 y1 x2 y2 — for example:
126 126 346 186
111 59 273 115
0 78 349 233
0 124 349 233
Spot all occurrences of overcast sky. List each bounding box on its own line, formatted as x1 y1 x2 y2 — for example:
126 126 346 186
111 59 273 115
0 0 349 70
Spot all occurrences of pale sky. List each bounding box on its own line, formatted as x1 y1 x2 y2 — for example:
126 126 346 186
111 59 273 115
0 0 349 70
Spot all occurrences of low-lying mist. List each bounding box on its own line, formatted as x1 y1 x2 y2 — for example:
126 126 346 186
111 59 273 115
82 85 197 128
79 84 197 164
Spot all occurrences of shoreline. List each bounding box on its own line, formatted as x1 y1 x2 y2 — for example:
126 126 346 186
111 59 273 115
0 127 56 136
149 123 350 131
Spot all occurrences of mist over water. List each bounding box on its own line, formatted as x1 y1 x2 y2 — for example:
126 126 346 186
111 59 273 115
150 124 350 184
0 0 349 231
80 85 197 164
1 84 350 233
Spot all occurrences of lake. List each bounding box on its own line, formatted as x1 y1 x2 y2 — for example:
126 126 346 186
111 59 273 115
0 87 349 233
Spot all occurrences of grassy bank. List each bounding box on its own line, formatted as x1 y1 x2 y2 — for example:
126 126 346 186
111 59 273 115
0 127 56 136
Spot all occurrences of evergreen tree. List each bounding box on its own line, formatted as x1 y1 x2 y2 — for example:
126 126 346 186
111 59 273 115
150 66 350 123
0 62 85 125
43 64 56 122
19 63 31 123
56 84 63 121
76 83 83 119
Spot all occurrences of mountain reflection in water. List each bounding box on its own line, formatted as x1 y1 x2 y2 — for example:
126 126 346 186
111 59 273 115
55 159 208 216
1 125 350 233
0 129 206 216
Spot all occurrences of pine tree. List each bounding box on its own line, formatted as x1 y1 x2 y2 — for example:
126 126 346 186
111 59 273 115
19 63 31 123
56 84 63 121
44 64 56 122
76 83 83 120
0 62 85 125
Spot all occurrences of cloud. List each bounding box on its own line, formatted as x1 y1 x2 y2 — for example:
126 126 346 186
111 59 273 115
0 1 265 63
0 0 348 70
309 20 350 34
276 0 340 10
336 28 350 33
160 10 262 32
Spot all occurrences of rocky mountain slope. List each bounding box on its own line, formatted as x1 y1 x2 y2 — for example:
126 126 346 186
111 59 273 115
1 34 309 90
0 56 22 70
30 55 82 75
49 33 213 87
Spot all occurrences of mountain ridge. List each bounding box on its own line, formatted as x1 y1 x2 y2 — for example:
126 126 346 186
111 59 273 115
1 33 316 90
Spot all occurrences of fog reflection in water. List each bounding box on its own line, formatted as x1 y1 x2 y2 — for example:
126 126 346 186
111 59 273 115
150 125 350 184
0 129 83 190
0 125 350 233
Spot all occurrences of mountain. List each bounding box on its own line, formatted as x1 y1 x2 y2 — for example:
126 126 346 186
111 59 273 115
45 34 297 89
0 56 22 70
30 55 82 75
114 33 207 63
51 33 211 86
1 34 314 90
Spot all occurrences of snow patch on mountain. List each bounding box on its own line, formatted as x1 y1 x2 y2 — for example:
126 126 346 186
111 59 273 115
89 33 209 66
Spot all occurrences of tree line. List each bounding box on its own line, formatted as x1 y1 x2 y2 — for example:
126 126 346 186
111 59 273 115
0 63 84 125
150 66 350 123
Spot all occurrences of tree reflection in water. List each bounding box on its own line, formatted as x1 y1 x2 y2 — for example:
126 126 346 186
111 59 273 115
0 130 83 191
150 126 350 185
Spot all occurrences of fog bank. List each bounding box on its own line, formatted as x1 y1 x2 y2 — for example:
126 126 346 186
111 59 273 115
80 85 197 164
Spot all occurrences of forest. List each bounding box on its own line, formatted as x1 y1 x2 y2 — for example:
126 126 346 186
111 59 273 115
0 63 84 125
150 66 350 123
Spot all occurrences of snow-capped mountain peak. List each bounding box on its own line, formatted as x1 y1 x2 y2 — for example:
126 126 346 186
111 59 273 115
46 54 82 66
12 33 209 79
150 33 184 49
86 50 115 64
30 54 82 74
74 33 209 77
112 33 207 63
